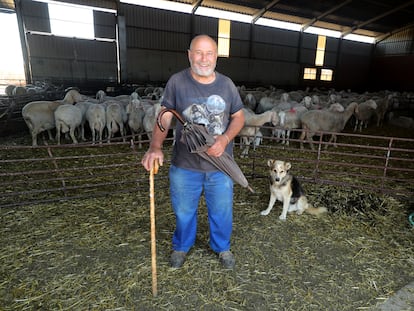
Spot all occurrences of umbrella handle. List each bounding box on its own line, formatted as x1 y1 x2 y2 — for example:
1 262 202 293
157 108 186 132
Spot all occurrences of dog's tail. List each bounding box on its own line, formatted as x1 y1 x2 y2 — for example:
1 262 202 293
305 205 328 215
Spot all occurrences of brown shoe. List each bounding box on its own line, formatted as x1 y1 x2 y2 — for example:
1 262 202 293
170 251 187 268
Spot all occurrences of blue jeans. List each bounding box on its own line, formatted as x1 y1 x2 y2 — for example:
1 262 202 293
169 165 234 253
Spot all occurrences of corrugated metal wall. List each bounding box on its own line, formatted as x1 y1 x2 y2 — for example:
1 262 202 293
10 1 414 90
371 26 414 90
375 27 414 56
119 4 381 90
121 4 193 82
18 0 118 87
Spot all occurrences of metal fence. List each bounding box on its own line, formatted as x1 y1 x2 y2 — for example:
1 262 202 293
1 128 413 209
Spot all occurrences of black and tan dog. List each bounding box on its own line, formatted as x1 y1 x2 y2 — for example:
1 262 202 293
260 159 327 220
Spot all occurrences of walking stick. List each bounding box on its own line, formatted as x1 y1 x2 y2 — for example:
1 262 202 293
149 159 159 297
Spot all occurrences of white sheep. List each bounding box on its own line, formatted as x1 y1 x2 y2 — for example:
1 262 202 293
275 106 308 146
126 96 145 148
243 93 257 111
22 101 62 146
374 94 394 127
5 85 15 96
105 101 127 143
299 102 358 150
239 108 279 157
86 104 106 144
21 89 86 146
54 104 82 145
143 101 162 141
256 93 293 114
328 103 345 112
353 99 377 132
74 101 93 141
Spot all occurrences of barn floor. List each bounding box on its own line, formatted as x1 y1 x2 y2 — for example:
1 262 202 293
1 175 413 310
1 120 413 310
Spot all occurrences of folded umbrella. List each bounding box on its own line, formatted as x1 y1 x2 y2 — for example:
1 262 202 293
157 108 254 193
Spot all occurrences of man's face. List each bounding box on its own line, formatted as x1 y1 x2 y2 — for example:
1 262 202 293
188 38 217 77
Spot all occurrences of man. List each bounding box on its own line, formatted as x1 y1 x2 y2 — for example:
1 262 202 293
141 34 244 269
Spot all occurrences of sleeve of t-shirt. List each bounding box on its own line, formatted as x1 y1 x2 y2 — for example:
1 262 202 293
161 74 178 110
228 80 244 115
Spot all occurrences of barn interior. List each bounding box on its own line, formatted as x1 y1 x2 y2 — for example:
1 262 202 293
0 1 413 310
0 0 413 93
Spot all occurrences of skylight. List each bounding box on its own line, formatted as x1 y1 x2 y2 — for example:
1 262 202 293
48 2 94 39
195 7 252 23
120 0 376 44
255 18 302 31
121 0 192 14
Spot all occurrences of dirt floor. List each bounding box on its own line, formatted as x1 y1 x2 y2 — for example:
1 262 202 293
0 121 413 310
1 176 413 310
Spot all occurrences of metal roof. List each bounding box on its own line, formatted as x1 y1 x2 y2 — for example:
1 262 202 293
176 0 414 40
2 0 413 41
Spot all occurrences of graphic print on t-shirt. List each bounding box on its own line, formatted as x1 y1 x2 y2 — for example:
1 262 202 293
182 94 226 135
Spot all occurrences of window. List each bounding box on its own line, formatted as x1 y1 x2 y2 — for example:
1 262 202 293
0 13 25 94
315 35 326 66
320 69 333 81
303 68 317 80
48 2 94 39
218 19 230 57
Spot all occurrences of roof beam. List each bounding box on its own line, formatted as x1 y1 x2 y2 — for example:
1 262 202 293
375 21 414 43
191 0 203 14
251 0 281 24
341 0 414 37
301 0 352 31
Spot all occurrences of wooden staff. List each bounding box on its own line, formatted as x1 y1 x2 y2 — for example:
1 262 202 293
149 159 159 297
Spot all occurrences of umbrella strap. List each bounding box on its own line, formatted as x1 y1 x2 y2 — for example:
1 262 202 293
157 108 186 132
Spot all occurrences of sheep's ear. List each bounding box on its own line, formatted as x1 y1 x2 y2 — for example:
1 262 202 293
267 159 274 167
285 162 291 171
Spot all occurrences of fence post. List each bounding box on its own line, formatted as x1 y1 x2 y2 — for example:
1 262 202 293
46 146 67 196
381 138 393 193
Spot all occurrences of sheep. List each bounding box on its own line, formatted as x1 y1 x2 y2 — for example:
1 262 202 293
5 85 15 96
387 113 414 128
105 101 127 143
243 93 257 111
239 108 279 157
256 92 296 114
253 130 263 148
126 95 145 148
54 104 82 145
275 106 308 146
74 101 94 141
86 104 106 144
22 101 62 146
328 103 345 112
21 89 85 146
12 86 27 96
353 99 377 132
374 94 393 127
299 102 358 150
143 101 162 141
302 96 322 110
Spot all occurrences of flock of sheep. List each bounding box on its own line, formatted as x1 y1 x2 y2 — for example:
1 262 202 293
21 86 163 146
19 84 409 151
238 86 400 156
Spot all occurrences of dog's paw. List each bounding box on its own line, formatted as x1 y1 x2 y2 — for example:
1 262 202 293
260 210 270 216
278 214 287 221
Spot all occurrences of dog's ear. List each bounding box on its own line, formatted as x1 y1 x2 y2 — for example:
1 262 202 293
285 162 291 171
267 159 274 167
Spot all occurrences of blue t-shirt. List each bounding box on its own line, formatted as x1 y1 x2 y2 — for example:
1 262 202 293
162 68 243 172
